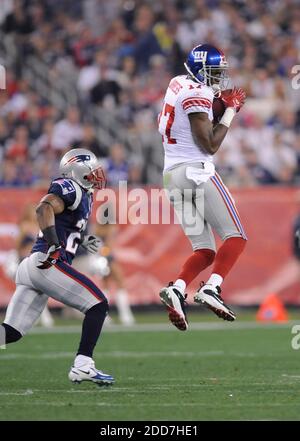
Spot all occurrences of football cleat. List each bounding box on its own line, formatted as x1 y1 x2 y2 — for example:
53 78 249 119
194 283 236 321
68 361 114 386
159 282 188 331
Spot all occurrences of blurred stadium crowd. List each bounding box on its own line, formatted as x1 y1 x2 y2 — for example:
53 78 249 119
0 0 299 188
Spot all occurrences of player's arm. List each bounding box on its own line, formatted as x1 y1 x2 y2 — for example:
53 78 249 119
36 194 65 246
189 112 228 155
35 194 65 268
188 87 246 155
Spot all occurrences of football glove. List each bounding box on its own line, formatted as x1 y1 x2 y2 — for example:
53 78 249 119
81 235 102 254
221 87 246 113
37 245 62 269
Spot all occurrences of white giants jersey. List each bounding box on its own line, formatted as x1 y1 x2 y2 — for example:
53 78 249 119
158 75 214 171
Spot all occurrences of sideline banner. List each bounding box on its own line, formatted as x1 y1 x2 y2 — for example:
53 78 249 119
0 187 299 306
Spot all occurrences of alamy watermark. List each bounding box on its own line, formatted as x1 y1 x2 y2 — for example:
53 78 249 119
291 65 300 90
95 182 205 236
0 325 6 349
0 64 6 90
291 325 300 350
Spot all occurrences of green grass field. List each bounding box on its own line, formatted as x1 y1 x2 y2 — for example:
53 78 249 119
1 312 300 421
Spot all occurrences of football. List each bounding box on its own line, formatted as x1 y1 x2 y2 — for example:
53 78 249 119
212 89 233 124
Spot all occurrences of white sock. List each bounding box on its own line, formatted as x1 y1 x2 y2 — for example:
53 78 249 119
206 273 223 290
174 279 186 292
74 354 93 368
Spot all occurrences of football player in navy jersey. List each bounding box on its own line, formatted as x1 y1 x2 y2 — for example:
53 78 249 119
0 148 114 386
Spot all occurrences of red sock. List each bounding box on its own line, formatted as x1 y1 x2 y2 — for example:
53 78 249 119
178 249 215 286
212 237 246 278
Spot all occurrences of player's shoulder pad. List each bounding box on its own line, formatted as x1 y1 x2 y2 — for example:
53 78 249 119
52 178 76 194
180 79 213 113
50 178 83 211
180 77 214 101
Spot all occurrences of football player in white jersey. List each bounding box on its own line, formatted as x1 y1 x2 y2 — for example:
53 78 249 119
158 44 247 331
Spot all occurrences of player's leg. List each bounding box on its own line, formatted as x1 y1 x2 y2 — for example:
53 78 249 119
1 285 48 341
28 252 113 384
0 257 49 346
160 164 216 330
194 172 247 320
175 183 216 290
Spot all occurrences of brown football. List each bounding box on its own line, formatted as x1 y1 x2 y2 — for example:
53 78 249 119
212 89 232 124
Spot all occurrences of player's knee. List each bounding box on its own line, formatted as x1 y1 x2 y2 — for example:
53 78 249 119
237 236 247 250
100 300 109 315
194 248 216 265
1 323 23 344
224 236 247 253
86 300 109 319
241 237 247 248
205 249 216 265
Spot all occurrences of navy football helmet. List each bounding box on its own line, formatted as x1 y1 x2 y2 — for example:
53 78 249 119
184 44 229 92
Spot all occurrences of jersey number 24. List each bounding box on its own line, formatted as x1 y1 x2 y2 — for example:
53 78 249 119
66 219 87 255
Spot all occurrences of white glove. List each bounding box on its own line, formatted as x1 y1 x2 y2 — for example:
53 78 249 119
81 235 102 254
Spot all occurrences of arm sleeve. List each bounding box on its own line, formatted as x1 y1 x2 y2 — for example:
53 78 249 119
181 88 213 115
48 179 77 208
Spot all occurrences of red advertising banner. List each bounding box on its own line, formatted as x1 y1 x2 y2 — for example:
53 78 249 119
0 187 299 307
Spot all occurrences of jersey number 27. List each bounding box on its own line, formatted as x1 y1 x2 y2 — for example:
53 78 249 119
159 103 176 144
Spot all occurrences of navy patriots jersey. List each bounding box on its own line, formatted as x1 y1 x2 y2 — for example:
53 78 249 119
32 178 93 264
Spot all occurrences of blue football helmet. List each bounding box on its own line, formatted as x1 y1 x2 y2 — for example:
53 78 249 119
184 44 229 92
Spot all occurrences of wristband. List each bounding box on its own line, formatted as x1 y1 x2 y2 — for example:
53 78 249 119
42 226 60 247
219 108 236 128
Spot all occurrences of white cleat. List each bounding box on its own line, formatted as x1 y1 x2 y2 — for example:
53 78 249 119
68 360 114 386
194 284 236 322
159 282 188 331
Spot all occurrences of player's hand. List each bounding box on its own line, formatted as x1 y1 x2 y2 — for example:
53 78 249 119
221 88 246 113
81 235 102 254
37 245 62 269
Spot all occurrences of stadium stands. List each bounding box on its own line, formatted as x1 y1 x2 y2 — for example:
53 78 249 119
0 0 299 187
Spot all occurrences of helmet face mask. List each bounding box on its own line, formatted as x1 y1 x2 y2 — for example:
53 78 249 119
199 65 229 91
85 166 106 190
59 148 106 190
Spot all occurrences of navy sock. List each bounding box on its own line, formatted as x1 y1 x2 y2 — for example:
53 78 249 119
1 323 22 344
77 301 109 358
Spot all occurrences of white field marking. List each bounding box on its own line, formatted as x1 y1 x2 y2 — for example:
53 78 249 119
0 383 294 396
0 388 130 396
0 352 74 360
0 350 224 360
1 401 299 409
28 320 297 335
0 390 33 396
281 374 300 379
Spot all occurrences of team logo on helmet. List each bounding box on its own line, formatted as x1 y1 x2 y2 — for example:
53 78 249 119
65 154 91 165
193 51 207 63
